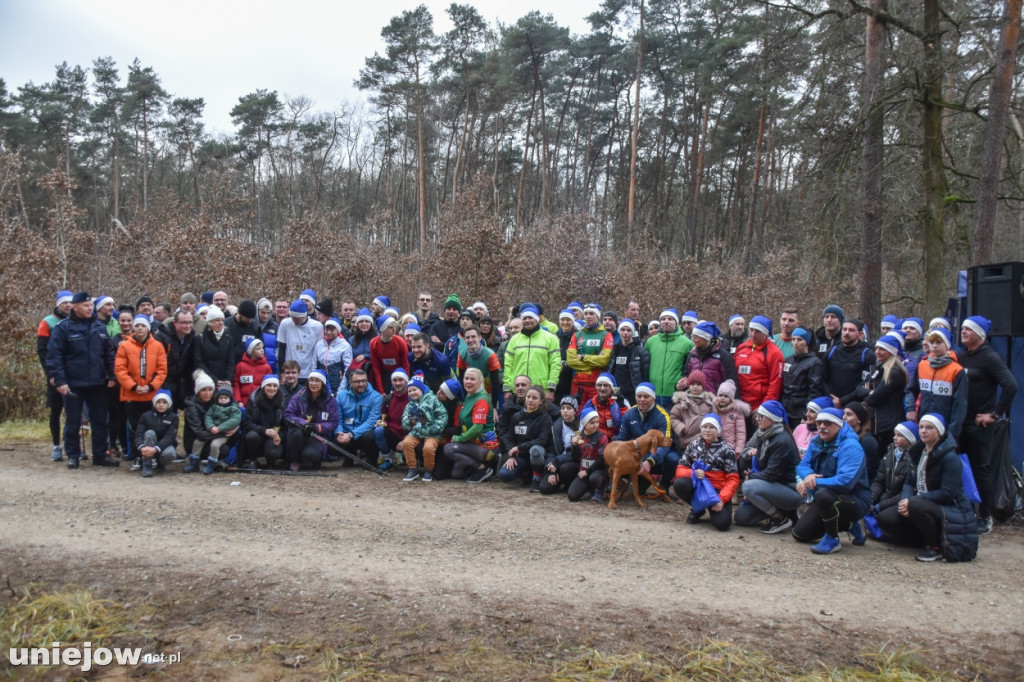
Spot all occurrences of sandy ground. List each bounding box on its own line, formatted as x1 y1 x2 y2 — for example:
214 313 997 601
1 441 1023 679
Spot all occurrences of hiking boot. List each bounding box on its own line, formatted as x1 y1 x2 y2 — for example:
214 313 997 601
379 460 394 473
760 516 794 534
92 454 120 467
130 458 142 471
915 546 943 562
977 516 993 535
421 471 433 483
811 534 842 554
403 469 420 482
141 459 154 478
848 520 866 546
686 509 705 524
51 446 62 461
529 476 541 493
66 456 80 469
183 454 200 473
202 458 218 475
467 466 493 483
591 489 605 503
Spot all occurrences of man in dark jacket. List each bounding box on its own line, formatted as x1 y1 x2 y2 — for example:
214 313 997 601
429 294 462 351
825 319 875 407
813 304 844 360
154 309 196 411
958 316 1019 534
45 292 120 468
37 290 72 460
224 299 262 366
408 333 452 392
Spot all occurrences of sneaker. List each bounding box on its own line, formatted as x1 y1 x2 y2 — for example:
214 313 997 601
379 460 394 473
141 460 154 478
130 458 142 471
92 455 120 467
202 459 217 475
183 455 200 473
421 471 433 483
811 534 842 554
915 546 943 562
591 489 605 503
760 516 794 534
403 469 420 482
529 476 541 493
467 466 493 483
848 520 866 546
66 457 80 469
51 446 63 461
977 516 993 535
289 462 300 472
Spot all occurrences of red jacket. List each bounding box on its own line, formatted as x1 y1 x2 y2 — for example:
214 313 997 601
233 354 273 405
732 340 784 411
369 336 410 394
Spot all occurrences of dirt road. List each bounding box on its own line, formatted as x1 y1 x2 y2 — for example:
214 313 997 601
2 442 1022 679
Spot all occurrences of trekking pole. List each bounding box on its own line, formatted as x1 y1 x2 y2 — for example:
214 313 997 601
226 466 336 478
286 419 385 476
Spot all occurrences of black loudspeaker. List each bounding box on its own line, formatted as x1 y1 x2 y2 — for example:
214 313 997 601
967 262 1024 337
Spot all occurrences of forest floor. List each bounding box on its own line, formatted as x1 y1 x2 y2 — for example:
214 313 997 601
1 438 1023 681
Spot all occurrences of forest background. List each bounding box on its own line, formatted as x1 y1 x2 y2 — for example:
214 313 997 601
0 0 1021 419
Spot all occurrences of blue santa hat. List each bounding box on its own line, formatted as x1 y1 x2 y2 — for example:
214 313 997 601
618 318 637 333
520 304 540 321
595 372 617 387
815 407 845 427
692 321 720 342
635 382 657 398
962 316 991 342
901 317 924 335
925 327 952 347
875 334 901 357
94 295 113 310
245 337 264 356
373 295 391 310
659 308 680 324
151 389 173 406
682 310 699 324
806 396 834 414
132 314 151 329
409 377 429 395
700 413 723 432
579 407 600 427
880 314 899 331
749 315 773 337
728 314 745 326
919 413 947 436
558 309 575 322
895 420 919 446
299 289 317 308
757 399 789 427
377 315 397 332
440 379 464 401
354 307 374 324
583 302 602 315
307 369 328 386
289 299 309 317
404 323 421 334
56 290 74 306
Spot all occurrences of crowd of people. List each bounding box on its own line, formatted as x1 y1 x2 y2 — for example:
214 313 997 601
39 288 1018 562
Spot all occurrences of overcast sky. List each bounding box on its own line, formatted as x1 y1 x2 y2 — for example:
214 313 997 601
0 0 594 135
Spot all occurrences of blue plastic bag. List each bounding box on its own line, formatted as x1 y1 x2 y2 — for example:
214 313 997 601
690 459 722 513
863 513 883 539
959 453 982 505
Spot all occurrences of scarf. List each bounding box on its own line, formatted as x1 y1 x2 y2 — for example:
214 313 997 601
753 422 784 444
928 354 953 369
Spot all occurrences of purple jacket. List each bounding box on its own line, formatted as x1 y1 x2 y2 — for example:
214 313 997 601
284 386 340 456
684 340 737 394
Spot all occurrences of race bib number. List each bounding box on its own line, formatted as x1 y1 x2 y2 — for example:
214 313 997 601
783 363 792 373
931 380 953 396
514 425 528 435
615 356 627 365
918 378 932 392
240 375 253 384
861 370 870 380
581 458 595 469
818 343 827 353
321 412 330 421
345 417 354 425
586 339 600 347
738 365 751 375
383 358 396 366
295 344 304 352
606 419 614 427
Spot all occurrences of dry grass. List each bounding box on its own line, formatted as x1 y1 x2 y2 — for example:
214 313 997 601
0 419 49 443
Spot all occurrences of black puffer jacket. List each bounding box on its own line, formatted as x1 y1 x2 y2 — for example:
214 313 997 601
902 435 978 562
610 341 650 403
824 342 875 404
871 441 922 510
505 407 553 456
243 387 284 436
746 427 799 485
781 352 827 424
133 407 179 453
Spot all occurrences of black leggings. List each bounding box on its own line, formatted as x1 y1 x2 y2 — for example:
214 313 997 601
540 461 579 495
46 383 63 445
673 477 733 531
875 503 926 546
441 442 495 479
566 468 608 501
286 429 322 467
792 488 860 541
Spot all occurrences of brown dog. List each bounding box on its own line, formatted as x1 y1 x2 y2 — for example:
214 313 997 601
604 428 673 508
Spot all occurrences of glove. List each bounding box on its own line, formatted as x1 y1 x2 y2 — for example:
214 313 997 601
304 421 314 435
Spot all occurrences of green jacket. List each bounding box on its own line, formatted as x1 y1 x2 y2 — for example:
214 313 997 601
502 327 561 392
402 391 448 439
646 330 693 398
205 402 242 432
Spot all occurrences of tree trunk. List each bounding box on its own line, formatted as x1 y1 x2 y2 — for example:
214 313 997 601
516 87 537 233
688 97 711 259
921 0 946 314
860 0 886 330
973 0 1022 265
416 87 427 253
627 0 644 248
742 101 767 270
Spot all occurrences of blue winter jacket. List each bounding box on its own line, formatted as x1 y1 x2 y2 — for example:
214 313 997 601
797 422 872 515
335 385 382 439
260 319 279 372
409 348 453 393
615 403 673 469
46 312 115 389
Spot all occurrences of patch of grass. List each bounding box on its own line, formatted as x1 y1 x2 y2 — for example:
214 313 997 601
1 583 152 676
0 418 49 442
